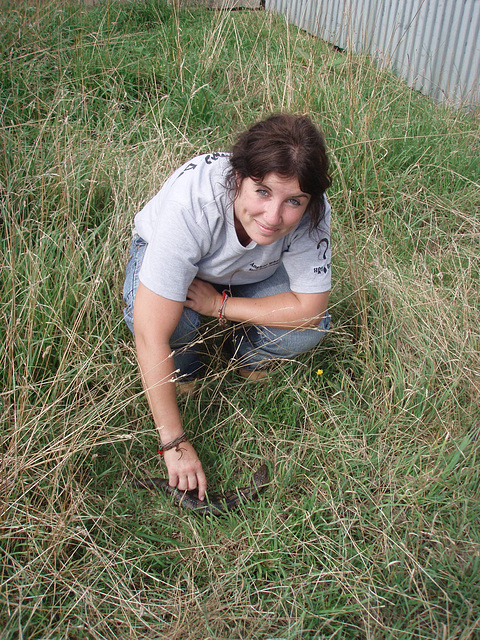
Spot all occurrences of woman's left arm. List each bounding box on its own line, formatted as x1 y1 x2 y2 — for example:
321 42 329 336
184 278 329 330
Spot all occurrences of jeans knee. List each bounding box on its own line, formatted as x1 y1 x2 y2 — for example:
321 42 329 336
170 307 202 349
233 311 330 369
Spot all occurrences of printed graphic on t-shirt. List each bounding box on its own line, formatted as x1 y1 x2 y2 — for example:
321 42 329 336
314 237 331 275
178 152 229 177
248 259 281 272
205 152 229 164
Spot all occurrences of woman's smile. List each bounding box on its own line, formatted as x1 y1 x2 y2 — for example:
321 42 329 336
255 220 278 233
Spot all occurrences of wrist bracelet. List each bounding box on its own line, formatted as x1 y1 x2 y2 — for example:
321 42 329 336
218 290 230 327
158 432 188 455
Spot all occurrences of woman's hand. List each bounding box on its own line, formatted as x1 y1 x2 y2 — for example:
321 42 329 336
163 440 207 501
184 278 223 318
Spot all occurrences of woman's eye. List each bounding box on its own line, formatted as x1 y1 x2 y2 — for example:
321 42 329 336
289 198 301 206
256 189 269 197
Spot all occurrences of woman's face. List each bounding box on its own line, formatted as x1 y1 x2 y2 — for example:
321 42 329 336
233 173 311 246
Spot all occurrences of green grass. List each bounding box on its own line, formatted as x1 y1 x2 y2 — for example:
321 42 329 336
1 0 479 638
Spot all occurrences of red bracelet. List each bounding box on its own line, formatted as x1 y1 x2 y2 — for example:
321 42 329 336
218 290 230 327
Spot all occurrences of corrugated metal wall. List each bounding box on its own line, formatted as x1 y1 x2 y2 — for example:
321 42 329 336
265 0 480 107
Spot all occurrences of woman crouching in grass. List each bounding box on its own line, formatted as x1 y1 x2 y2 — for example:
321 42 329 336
122 113 332 501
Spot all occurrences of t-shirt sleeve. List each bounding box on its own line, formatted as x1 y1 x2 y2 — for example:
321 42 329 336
138 204 211 302
281 198 332 294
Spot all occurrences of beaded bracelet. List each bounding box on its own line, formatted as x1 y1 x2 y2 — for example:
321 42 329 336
218 290 230 327
158 432 188 455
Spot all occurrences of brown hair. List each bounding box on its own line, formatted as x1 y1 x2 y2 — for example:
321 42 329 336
227 113 331 231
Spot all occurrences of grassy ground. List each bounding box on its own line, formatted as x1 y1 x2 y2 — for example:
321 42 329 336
1 1 479 638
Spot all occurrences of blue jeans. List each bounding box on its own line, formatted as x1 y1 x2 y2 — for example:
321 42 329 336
123 234 330 380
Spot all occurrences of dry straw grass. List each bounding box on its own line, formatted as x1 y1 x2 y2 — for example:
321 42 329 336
1 1 479 638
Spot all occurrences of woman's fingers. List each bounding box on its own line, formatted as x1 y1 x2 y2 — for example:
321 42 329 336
172 472 206 501
196 470 207 502
168 471 179 489
187 473 197 491
185 279 222 318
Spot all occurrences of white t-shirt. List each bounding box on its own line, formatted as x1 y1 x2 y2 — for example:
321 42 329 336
134 153 331 302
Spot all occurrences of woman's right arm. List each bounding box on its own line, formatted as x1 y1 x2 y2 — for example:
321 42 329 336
133 282 207 500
